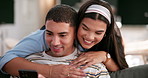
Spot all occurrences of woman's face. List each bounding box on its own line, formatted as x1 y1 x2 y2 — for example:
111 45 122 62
77 18 107 49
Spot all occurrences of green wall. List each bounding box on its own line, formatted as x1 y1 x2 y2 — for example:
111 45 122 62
0 0 14 24
118 0 148 24
61 0 81 6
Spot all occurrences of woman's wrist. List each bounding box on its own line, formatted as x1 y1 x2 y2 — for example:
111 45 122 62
103 53 111 64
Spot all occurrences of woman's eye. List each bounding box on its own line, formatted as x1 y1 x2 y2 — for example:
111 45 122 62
96 33 102 35
82 27 88 31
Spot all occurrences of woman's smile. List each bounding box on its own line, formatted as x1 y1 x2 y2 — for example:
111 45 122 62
83 38 94 45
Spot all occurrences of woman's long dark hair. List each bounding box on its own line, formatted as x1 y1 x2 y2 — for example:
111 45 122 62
77 0 128 69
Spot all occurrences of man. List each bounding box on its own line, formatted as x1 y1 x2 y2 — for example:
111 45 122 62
0 4 85 78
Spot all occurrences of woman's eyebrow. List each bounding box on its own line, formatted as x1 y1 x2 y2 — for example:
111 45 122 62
82 23 89 29
96 30 105 32
82 23 105 32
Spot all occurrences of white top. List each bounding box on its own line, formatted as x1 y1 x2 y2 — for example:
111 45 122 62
26 48 110 78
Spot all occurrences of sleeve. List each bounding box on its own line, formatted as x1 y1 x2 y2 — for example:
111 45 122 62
0 30 48 71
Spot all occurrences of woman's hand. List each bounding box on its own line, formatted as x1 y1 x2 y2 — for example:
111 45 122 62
70 51 107 70
50 64 86 78
38 74 46 78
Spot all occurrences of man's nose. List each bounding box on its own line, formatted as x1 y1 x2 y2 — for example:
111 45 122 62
51 36 60 46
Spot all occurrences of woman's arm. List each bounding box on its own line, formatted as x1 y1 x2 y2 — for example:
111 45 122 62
3 57 49 77
71 51 119 71
103 58 119 71
0 30 47 71
3 57 85 78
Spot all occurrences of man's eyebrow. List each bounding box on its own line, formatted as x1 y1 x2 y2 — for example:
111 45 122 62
46 30 67 34
46 30 52 33
59 32 68 34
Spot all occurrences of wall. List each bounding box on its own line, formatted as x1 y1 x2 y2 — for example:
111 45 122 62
118 0 148 24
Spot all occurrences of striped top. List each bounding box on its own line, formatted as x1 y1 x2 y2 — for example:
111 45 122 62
26 48 110 78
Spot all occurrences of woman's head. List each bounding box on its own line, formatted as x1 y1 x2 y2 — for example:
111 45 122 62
77 0 114 49
77 0 128 69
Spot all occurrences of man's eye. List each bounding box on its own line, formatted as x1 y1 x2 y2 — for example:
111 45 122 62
60 35 66 37
47 33 52 35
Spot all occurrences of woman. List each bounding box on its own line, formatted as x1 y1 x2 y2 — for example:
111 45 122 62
71 0 128 71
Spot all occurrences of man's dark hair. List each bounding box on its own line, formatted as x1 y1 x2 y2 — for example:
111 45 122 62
45 4 78 27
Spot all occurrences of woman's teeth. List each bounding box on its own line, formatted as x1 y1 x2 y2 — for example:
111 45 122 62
84 39 92 43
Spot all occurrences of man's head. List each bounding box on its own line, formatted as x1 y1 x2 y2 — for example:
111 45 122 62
45 4 78 27
45 5 78 57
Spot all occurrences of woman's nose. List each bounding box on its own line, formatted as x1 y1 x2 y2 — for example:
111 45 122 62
86 33 95 40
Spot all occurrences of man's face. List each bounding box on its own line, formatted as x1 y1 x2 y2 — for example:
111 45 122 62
45 20 75 57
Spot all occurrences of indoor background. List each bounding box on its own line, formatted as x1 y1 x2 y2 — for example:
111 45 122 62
0 0 148 67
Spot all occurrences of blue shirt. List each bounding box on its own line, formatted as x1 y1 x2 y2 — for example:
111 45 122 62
0 30 49 71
